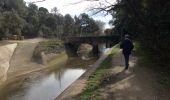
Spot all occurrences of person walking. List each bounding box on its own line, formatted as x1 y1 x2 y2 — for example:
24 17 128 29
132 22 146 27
120 34 134 70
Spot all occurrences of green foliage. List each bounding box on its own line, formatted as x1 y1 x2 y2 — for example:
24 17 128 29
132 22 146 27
45 15 57 30
38 40 64 54
39 7 48 14
135 42 170 89
63 14 75 36
33 40 64 59
108 0 170 66
80 47 119 99
0 0 26 16
78 13 100 35
1 10 25 36
0 0 102 39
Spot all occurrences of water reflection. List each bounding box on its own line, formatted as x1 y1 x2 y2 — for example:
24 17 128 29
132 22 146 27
9 69 85 100
0 57 96 100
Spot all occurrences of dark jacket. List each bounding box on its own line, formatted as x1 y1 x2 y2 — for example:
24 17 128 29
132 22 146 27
120 39 134 55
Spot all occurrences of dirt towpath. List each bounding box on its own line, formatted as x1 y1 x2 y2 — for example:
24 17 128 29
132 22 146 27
96 51 170 100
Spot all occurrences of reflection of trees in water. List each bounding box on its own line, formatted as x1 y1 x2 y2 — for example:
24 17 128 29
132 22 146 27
55 67 65 88
0 57 96 99
0 68 65 99
53 57 97 87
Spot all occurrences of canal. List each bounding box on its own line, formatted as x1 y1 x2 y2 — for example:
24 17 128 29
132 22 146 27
0 56 96 100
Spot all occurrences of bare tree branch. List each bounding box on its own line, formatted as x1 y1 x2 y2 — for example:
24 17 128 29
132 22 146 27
65 0 117 17
66 0 99 5
27 0 46 4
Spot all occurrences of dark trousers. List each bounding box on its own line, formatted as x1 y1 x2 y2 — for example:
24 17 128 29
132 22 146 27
123 54 130 69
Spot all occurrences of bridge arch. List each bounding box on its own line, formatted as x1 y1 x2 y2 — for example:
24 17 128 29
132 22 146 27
64 35 120 57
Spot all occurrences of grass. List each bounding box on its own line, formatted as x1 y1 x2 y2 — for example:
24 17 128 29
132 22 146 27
40 40 68 69
80 45 119 100
39 40 64 54
39 39 63 46
33 40 64 59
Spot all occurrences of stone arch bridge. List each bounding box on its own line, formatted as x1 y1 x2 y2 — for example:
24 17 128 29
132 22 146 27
63 35 120 56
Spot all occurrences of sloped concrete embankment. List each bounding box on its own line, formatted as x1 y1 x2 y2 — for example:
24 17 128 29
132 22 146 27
0 43 17 83
7 42 45 79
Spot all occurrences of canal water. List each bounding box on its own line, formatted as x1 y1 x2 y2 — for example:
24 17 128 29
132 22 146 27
0 57 96 100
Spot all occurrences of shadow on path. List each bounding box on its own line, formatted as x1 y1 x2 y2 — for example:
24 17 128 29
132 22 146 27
95 51 170 100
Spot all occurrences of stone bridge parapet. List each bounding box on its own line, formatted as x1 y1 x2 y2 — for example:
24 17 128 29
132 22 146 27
64 35 120 56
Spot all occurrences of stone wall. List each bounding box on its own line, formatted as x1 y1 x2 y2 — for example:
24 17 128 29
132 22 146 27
0 43 17 83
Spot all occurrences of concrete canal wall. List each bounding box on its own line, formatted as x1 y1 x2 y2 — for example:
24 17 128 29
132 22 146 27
0 43 17 83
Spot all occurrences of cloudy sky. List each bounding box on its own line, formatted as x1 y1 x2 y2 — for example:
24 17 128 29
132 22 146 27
24 0 116 28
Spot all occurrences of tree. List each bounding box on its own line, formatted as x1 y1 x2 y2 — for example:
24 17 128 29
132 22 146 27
25 3 39 37
63 14 75 36
83 0 170 65
27 3 38 17
74 15 81 35
39 7 48 14
51 7 59 15
0 0 66 39
1 10 25 36
45 15 57 30
95 20 105 30
2 0 26 16
54 14 64 38
78 13 99 35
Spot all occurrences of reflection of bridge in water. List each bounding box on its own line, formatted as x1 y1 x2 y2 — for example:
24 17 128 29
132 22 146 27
64 35 120 56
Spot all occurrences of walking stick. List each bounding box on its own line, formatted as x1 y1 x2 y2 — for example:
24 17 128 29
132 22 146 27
120 27 123 67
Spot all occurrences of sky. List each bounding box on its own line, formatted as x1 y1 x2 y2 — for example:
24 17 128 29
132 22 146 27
24 0 116 28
